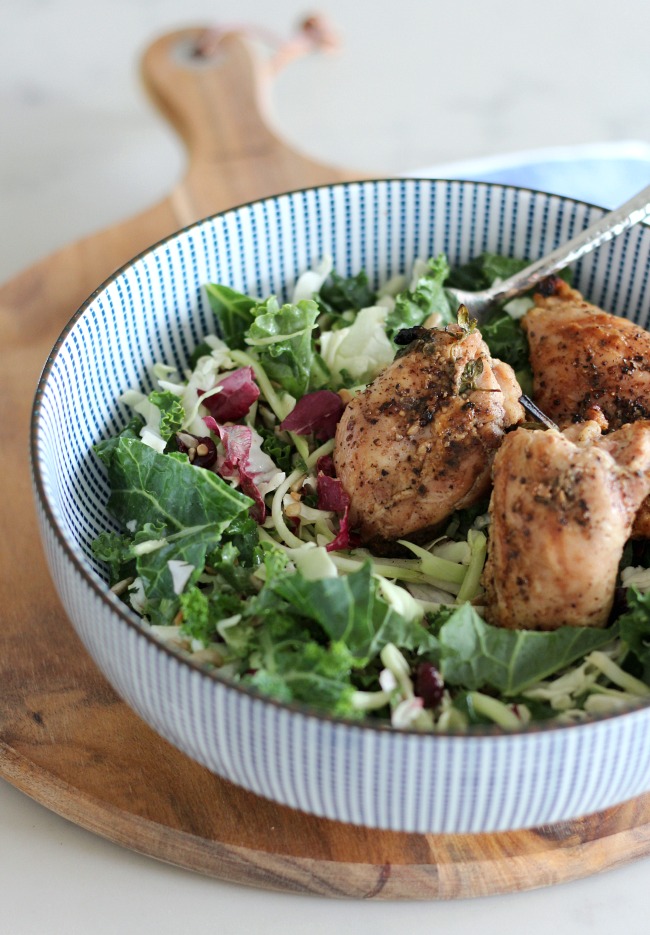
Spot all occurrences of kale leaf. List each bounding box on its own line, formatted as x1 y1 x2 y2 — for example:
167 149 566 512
618 587 650 681
436 603 617 696
148 390 184 442
95 436 252 535
318 269 377 318
479 308 530 372
446 253 530 291
267 562 438 661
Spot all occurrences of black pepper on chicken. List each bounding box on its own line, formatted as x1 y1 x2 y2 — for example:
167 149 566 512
523 277 650 536
333 321 524 548
483 419 650 630
522 277 650 430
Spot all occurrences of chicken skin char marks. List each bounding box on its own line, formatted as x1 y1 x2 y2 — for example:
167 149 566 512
333 323 524 549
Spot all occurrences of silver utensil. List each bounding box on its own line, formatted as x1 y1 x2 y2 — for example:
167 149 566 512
448 183 650 321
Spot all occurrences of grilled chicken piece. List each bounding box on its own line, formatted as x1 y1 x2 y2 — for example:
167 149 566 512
523 278 650 538
483 420 650 630
332 324 524 547
522 278 650 430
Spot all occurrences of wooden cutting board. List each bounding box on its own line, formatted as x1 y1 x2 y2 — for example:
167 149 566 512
2 25 650 900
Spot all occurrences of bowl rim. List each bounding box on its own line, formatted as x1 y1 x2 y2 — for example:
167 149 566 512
30 176 650 740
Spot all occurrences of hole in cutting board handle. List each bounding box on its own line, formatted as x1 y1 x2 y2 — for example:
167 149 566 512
171 35 230 69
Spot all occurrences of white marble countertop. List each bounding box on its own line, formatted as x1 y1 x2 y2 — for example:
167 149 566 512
3 0 650 931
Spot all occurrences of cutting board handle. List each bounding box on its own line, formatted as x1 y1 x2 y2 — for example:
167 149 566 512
142 27 294 167
0 24 358 341
142 29 270 160
143 19 341 158
141 25 358 227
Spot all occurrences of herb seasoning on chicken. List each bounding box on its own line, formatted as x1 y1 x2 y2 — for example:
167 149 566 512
333 319 524 547
522 277 650 430
523 277 650 536
483 420 650 630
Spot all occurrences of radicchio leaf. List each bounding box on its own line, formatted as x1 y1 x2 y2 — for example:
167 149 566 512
199 366 260 422
313 467 359 552
311 448 358 551
317 474 349 513
326 505 361 552
279 390 344 441
205 418 284 523
316 454 336 477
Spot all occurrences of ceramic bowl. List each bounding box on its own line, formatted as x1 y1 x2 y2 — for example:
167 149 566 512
31 179 650 834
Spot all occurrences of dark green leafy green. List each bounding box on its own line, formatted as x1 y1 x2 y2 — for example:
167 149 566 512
217 513 262 568
205 541 259 596
446 253 530 372
385 254 455 340
92 529 136 581
256 540 291 585
268 562 438 661
446 251 572 292
180 585 247 646
205 283 256 349
619 587 650 681
446 252 530 291
446 251 574 374
95 436 252 534
179 586 211 639
317 269 377 319
257 425 293 474
135 530 219 625
94 436 253 624
245 639 362 716
436 603 618 696
479 308 530 372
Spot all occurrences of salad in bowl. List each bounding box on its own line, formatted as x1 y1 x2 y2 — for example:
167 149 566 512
32 179 650 833
92 248 650 733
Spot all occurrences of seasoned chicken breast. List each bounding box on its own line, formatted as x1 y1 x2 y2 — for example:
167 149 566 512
333 323 524 547
523 278 650 537
483 420 650 630
522 278 650 429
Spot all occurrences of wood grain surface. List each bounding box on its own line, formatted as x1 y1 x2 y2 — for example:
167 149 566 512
2 25 650 899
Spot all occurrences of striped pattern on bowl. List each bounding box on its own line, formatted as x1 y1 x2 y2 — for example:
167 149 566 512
31 179 650 833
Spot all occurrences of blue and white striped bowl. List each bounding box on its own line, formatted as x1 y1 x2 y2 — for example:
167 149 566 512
31 179 650 834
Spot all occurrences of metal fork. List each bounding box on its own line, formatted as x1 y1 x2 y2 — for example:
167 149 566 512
448 182 650 321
